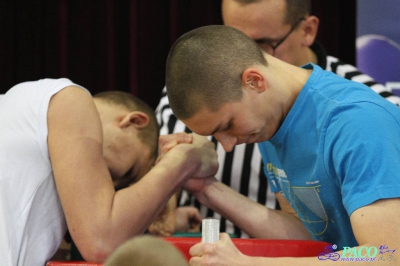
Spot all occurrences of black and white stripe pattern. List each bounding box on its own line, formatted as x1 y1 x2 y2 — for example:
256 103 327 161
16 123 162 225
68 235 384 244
155 42 400 238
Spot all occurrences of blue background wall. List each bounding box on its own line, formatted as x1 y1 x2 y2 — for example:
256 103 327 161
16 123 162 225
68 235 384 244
357 0 400 95
357 0 400 45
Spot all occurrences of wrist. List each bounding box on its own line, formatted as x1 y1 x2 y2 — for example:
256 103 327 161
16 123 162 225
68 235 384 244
191 176 218 202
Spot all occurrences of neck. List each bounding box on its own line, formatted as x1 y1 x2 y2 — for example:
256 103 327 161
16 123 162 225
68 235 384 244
265 54 312 117
304 47 318 65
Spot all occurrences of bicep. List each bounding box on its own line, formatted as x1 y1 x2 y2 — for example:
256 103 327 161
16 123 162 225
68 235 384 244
350 198 400 247
48 86 114 236
326 103 400 214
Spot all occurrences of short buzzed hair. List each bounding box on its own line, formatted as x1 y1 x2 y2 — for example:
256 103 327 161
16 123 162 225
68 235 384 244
233 0 311 26
93 91 159 160
166 25 267 120
284 0 311 25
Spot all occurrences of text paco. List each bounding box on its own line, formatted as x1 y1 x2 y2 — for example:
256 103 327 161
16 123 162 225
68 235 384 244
342 246 378 258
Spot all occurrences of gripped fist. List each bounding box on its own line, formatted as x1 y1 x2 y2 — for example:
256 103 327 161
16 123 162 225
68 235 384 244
156 133 193 164
185 134 219 179
158 133 219 180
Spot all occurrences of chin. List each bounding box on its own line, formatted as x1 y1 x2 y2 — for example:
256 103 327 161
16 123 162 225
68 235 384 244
253 133 269 143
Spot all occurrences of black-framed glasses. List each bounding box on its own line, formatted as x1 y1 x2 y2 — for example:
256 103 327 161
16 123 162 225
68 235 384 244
258 17 306 56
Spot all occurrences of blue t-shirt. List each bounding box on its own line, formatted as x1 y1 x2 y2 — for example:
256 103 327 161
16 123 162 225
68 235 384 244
258 64 400 249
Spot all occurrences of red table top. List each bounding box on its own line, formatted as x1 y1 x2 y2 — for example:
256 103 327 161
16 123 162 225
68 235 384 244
165 237 330 260
47 237 330 265
46 263 101 266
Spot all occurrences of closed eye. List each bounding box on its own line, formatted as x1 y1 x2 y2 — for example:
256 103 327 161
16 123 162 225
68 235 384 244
224 121 233 132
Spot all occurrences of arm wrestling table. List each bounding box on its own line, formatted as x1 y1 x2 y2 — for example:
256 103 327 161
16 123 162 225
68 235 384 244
46 237 330 265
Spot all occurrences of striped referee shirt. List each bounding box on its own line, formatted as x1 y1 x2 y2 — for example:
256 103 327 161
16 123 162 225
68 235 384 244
155 41 400 238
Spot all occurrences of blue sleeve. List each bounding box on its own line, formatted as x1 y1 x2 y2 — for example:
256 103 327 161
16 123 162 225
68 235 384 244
324 101 400 215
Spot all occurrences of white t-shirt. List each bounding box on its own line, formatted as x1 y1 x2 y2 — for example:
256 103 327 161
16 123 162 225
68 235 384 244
0 79 86 266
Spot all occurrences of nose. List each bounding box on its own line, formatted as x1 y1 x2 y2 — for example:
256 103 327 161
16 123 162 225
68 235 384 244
214 132 237 152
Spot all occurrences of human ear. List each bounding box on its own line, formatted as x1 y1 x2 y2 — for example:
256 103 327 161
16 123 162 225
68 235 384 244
119 111 149 129
301 15 319 46
241 68 266 93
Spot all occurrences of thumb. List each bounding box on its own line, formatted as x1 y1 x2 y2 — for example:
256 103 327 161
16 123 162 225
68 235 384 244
219 232 231 242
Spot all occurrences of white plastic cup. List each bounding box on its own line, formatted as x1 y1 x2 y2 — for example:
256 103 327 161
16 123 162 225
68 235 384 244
201 218 220 243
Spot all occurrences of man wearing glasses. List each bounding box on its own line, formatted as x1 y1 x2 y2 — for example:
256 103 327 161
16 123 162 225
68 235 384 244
255 17 306 57
154 0 400 238
222 0 400 103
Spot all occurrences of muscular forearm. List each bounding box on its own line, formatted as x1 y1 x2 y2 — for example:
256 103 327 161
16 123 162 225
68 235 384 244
73 153 202 262
193 178 311 240
189 195 400 266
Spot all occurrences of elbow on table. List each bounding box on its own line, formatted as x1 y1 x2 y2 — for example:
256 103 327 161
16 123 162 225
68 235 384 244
78 241 115 263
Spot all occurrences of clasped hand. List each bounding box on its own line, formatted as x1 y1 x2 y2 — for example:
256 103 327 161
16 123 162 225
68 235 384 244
157 133 219 179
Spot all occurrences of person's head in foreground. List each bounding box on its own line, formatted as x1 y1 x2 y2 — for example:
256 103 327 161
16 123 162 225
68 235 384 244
104 235 188 266
222 0 318 66
93 91 159 189
166 25 308 152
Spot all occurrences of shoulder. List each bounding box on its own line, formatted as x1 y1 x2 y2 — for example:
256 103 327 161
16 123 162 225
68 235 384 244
48 86 102 143
48 85 94 118
324 101 400 158
330 101 400 131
